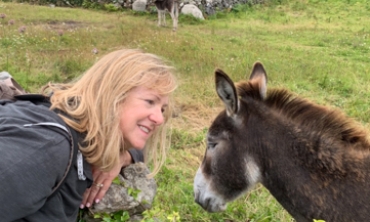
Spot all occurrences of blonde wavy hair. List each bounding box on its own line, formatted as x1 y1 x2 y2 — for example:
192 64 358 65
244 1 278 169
44 49 177 176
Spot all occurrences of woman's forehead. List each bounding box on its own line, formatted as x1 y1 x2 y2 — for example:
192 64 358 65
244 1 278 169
129 86 169 101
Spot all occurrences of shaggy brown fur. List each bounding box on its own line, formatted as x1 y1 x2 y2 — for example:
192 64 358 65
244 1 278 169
237 83 370 150
195 62 370 222
237 81 370 178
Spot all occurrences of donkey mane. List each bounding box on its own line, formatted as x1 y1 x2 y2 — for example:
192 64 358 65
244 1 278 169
237 81 370 151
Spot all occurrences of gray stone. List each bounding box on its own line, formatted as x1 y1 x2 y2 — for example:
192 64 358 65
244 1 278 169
181 4 204 20
84 162 157 221
132 0 147 12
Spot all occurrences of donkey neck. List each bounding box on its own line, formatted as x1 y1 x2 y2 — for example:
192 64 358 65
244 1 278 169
243 96 370 222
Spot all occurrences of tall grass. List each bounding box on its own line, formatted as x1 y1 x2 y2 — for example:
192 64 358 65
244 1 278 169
1 0 369 221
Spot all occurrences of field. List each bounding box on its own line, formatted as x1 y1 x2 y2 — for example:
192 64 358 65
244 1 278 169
1 0 369 221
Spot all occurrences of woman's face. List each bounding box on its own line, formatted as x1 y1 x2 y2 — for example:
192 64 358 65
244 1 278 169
119 86 169 149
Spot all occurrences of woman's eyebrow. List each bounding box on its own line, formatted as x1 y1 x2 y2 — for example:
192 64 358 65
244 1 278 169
151 93 167 104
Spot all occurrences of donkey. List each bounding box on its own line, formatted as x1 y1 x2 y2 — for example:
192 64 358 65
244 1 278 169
193 62 370 222
154 0 179 31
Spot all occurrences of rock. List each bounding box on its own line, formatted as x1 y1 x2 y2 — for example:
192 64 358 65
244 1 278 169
83 162 157 221
132 0 148 12
181 4 205 20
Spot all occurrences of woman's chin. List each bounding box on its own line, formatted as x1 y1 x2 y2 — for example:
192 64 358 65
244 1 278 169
126 141 146 150
133 145 145 150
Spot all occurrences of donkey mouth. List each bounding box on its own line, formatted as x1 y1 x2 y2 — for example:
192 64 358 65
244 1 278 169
195 191 227 212
194 168 227 212
198 198 226 212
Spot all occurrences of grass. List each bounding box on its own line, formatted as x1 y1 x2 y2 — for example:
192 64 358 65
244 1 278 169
1 0 370 221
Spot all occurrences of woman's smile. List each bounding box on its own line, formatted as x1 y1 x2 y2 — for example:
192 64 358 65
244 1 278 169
119 86 169 149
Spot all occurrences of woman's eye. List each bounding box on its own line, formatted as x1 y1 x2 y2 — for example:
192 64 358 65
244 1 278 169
146 100 155 105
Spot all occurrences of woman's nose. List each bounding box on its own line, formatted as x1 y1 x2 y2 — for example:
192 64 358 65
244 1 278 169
149 107 164 125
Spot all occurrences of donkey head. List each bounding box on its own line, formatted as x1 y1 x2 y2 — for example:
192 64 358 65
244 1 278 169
194 62 268 212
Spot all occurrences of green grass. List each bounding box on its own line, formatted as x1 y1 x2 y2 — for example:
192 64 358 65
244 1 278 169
1 0 370 221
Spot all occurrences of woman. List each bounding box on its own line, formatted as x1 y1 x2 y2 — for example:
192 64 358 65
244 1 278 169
0 49 177 221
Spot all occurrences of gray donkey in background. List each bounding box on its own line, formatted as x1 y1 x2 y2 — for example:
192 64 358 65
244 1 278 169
154 0 179 31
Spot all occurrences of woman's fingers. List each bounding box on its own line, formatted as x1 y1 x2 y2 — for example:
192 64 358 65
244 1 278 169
81 187 91 208
82 171 116 208
94 180 113 204
81 152 130 208
81 169 105 208
86 181 105 207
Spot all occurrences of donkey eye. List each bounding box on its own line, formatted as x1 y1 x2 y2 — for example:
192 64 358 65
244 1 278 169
208 142 217 149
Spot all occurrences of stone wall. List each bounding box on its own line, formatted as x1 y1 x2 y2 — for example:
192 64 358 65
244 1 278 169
126 0 264 15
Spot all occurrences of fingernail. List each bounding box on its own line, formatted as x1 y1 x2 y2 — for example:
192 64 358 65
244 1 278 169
80 204 84 209
95 199 100 204
86 203 90 208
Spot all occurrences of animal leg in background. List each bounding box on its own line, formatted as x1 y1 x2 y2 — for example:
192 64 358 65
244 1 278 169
154 0 179 31
168 0 178 31
157 8 166 27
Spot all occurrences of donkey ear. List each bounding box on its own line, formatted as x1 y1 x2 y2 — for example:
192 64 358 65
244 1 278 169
249 62 268 99
215 69 238 116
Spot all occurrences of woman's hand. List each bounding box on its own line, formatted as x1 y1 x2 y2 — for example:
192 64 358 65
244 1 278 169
80 150 133 208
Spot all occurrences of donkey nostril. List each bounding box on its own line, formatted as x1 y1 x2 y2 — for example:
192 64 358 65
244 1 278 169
194 190 200 202
204 197 212 211
195 198 201 205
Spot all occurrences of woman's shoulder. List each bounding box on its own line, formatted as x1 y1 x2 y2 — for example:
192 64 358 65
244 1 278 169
1 98 60 122
0 117 72 220
0 99 71 175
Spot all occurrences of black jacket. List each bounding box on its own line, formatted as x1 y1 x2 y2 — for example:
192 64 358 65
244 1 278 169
0 97 143 221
